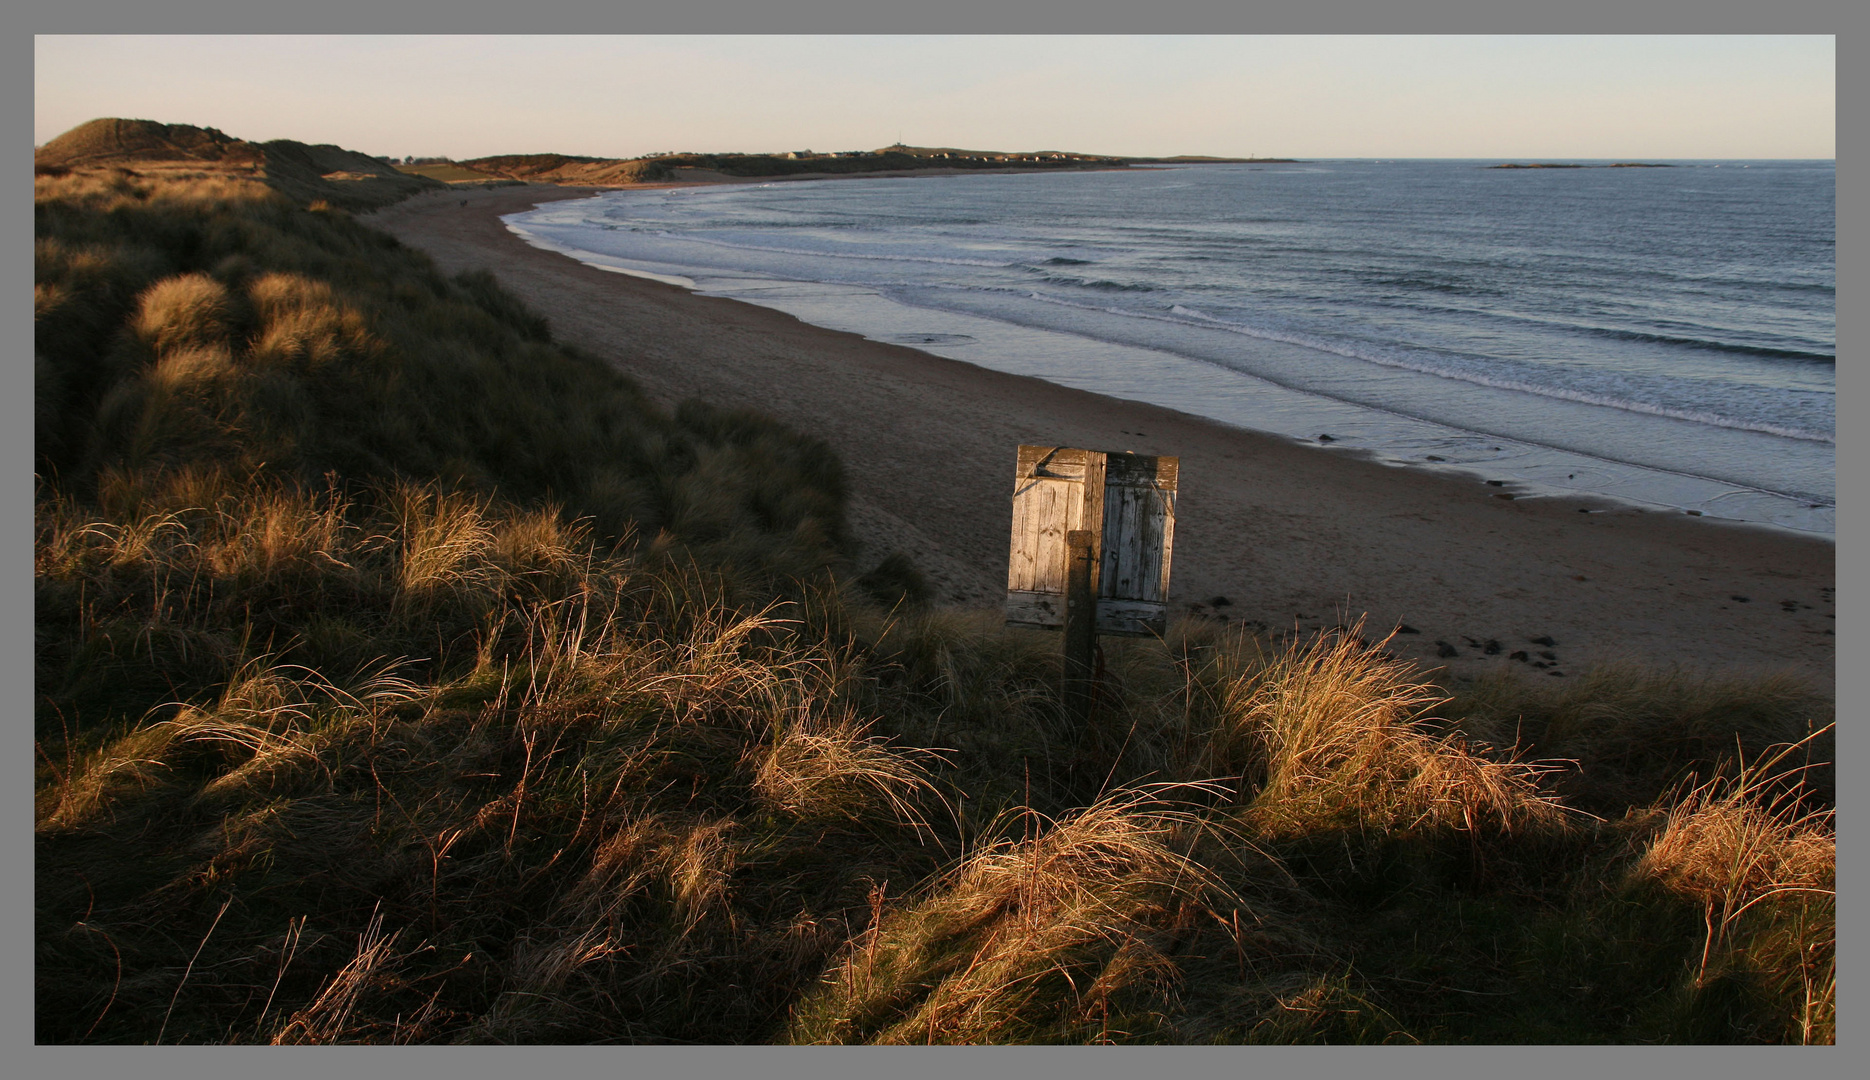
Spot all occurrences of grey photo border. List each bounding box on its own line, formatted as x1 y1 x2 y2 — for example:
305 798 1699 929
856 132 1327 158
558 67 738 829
13 2 1851 1077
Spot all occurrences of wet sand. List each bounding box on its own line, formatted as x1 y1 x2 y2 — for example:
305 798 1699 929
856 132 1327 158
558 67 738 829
367 184 1836 689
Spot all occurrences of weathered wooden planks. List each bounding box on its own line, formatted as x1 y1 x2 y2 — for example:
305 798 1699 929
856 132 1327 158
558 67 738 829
1006 444 1178 637
1007 446 1090 596
1101 454 1176 609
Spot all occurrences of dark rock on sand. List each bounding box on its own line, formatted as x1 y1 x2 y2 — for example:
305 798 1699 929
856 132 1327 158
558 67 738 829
1436 641 1459 658
1509 650 1529 662
1209 596 1232 607
1538 650 1556 661
1530 636 1556 647
1397 624 1421 634
1731 595 1750 603
1484 639 1501 654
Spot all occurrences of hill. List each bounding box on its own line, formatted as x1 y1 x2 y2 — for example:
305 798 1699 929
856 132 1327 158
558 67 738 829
36 118 446 209
392 161 511 184
35 120 1276 202
461 152 670 185
36 121 1290 204
462 144 1131 186
32 117 265 169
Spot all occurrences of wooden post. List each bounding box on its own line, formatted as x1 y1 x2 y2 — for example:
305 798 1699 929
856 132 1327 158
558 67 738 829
1063 529 1098 721
1065 450 1106 720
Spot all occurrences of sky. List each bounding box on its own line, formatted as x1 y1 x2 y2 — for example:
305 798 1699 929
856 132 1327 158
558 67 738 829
35 35 1836 161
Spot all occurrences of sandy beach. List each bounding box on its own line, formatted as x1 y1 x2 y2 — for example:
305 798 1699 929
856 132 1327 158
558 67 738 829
368 184 1836 688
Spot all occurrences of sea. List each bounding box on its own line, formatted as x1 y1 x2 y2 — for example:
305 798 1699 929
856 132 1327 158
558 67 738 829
503 160 1835 536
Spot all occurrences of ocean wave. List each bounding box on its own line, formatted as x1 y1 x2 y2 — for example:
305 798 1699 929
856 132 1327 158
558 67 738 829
882 332 977 346
516 198 1834 445
507 171 1831 531
974 294 1837 445
1352 272 1505 297
1033 274 1158 292
1310 293 1836 366
1165 305 1835 443
1571 324 1835 363
624 229 1022 269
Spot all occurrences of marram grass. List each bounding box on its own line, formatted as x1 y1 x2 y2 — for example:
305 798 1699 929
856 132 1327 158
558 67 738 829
35 164 1831 1044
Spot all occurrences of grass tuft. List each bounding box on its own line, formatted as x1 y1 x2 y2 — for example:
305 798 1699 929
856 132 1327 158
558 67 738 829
1196 622 1565 839
788 787 1247 1044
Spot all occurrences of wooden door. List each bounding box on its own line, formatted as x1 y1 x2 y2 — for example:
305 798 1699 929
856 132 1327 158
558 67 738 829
1096 452 1177 636
1005 445 1176 637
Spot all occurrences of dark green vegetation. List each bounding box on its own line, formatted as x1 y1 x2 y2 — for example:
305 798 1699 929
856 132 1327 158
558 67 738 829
388 161 504 183
458 154 674 186
35 129 1833 1044
464 144 1130 186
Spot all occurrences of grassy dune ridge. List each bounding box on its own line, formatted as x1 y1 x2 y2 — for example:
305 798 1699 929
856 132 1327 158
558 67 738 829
34 150 1833 1043
35 118 448 210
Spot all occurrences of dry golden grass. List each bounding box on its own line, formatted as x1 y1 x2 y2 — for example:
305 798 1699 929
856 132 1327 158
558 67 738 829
132 273 237 356
35 536 1834 1043
393 484 501 601
788 787 1283 1044
246 271 380 370
1636 760 1834 911
750 713 943 828
269 906 415 1044
1195 622 1566 839
1627 732 1835 1042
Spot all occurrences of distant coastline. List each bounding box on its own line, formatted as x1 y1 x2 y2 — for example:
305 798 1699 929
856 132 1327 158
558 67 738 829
1487 162 1676 169
37 121 1307 205
401 145 1303 188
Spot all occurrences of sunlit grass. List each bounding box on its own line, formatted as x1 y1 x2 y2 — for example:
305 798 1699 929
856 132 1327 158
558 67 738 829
35 164 1832 1045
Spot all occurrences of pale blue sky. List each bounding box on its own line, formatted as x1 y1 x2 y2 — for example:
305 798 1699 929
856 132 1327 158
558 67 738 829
35 35 1835 160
